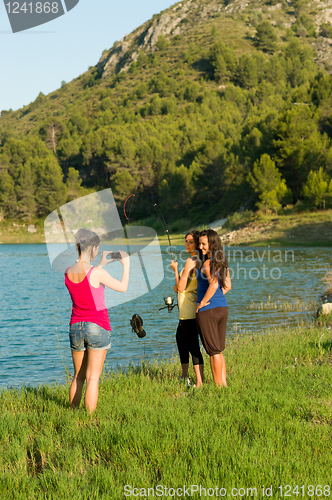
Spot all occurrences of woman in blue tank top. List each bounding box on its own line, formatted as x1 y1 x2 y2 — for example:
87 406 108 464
196 229 231 387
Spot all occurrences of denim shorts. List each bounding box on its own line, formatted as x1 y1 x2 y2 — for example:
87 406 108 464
69 322 112 352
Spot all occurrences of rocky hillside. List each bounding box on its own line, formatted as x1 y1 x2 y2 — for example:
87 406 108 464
2 0 332 225
98 0 223 76
97 0 332 76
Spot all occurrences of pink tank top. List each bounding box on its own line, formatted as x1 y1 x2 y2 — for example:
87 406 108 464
65 267 111 331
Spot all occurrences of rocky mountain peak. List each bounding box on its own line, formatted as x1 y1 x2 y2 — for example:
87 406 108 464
98 0 223 77
97 0 332 78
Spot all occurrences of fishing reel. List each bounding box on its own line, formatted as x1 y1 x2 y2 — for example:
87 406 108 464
159 296 178 313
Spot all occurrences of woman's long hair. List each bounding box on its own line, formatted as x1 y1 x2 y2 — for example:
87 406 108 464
200 229 228 287
186 229 203 261
75 228 100 259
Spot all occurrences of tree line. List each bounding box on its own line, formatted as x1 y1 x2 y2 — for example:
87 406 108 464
1 20 332 223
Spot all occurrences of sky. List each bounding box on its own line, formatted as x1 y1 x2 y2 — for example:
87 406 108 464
0 0 176 112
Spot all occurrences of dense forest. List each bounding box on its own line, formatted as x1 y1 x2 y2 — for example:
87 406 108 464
1 0 332 226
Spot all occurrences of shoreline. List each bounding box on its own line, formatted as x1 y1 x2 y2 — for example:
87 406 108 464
1 210 332 246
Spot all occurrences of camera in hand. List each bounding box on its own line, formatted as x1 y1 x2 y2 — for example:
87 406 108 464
109 251 121 260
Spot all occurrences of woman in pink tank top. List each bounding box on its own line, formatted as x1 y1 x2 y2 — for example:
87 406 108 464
65 228 129 413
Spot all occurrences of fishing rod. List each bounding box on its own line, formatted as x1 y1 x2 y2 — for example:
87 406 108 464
153 203 175 261
123 193 178 315
123 193 135 222
123 193 176 261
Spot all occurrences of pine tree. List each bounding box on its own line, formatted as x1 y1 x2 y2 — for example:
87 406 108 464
35 155 66 214
112 170 136 199
255 21 277 53
15 161 37 218
303 167 331 209
248 154 290 215
238 54 258 89
0 172 16 216
66 167 84 202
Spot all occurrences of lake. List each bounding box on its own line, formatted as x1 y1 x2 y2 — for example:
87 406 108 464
0 244 330 389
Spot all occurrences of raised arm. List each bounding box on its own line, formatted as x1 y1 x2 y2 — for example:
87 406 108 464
177 257 196 292
95 250 130 292
170 259 179 286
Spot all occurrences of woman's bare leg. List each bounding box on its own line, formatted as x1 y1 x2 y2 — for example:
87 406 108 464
210 353 227 388
193 363 204 387
84 349 107 413
70 350 88 408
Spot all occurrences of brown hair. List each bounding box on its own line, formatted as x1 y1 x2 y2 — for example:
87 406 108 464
185 229 203 261
199 229 228 288
75 228 100 259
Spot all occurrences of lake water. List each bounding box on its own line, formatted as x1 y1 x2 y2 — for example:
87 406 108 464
0 244 330 389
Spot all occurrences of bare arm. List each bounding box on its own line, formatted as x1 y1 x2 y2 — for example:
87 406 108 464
177 257 196 292
170 260 179 286
222 269 231 295
96 250 114 267
95 251 130 292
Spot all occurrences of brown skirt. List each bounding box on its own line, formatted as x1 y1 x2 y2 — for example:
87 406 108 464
196 307 228 356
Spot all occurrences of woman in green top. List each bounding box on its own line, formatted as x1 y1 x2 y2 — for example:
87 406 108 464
171 230 204 387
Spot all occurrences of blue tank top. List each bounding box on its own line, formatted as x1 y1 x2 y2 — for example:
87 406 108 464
196 265 228 311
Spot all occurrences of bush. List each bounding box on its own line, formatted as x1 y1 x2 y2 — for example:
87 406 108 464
292 14 316 37
168 218 192 234
255 21 277 52
320 22 332 38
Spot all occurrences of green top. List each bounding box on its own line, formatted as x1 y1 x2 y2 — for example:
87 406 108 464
177 269 197 320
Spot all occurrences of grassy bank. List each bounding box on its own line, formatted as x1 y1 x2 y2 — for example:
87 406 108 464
1 322 332 499
0 221 45 244
219 210 332 247
2 209 332 246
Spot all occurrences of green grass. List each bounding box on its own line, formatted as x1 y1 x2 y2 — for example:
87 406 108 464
220 209 332 247
1 323 332 498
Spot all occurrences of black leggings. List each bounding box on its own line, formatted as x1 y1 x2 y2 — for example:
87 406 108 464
176 319 203 366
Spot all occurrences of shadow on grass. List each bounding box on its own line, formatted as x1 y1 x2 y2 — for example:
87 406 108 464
308 339 332 352
315 313 332 328
129 363 173 380
24 385 69 409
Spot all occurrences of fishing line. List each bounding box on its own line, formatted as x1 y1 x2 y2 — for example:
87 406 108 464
123 193 178 321
153 203 175 261
123 194 152 292
123 193 175 261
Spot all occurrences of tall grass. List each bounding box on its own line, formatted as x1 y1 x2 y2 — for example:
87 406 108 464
248 297 316 312
322 269 332 297
1 323 332 499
